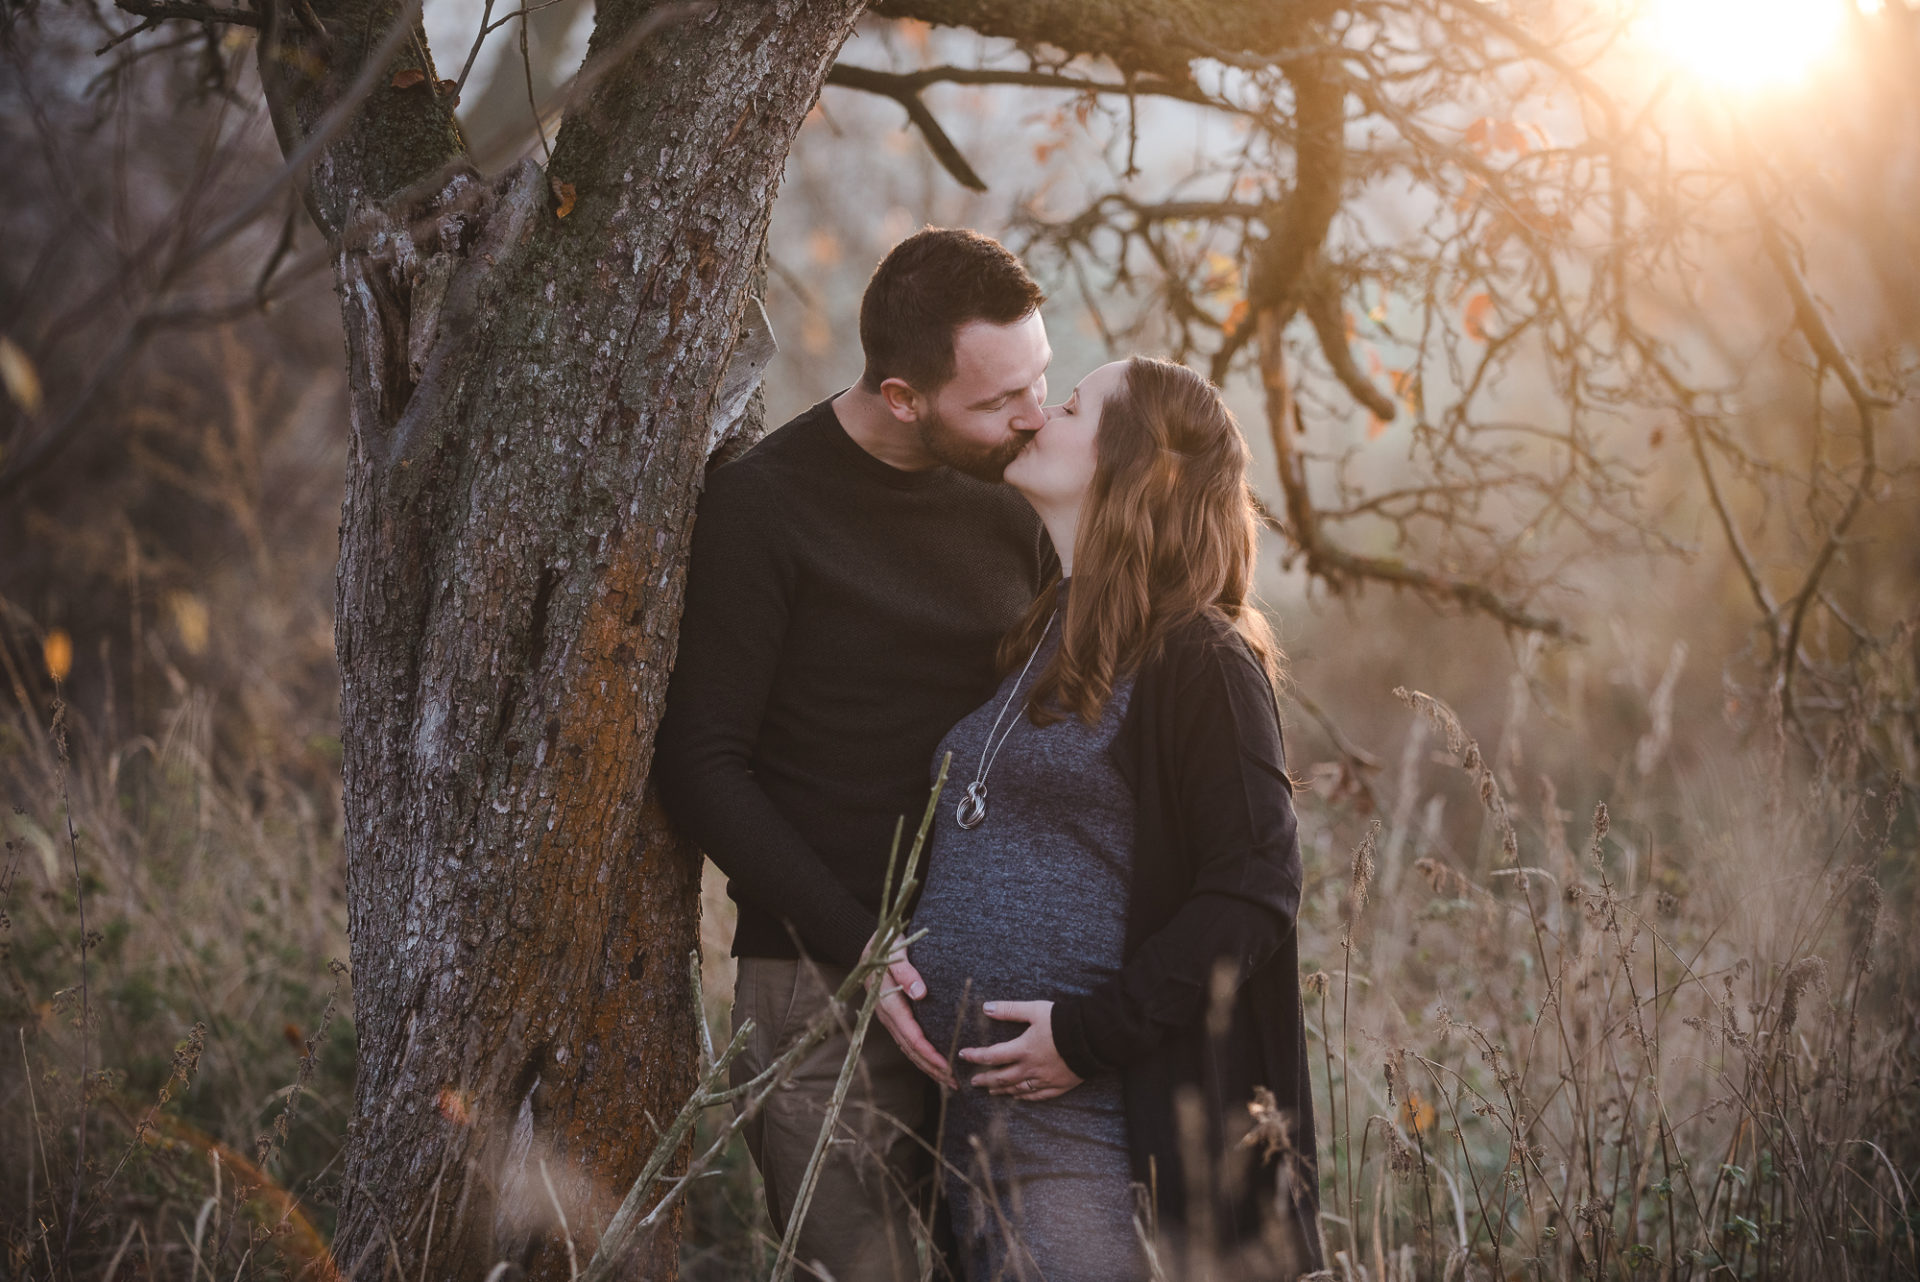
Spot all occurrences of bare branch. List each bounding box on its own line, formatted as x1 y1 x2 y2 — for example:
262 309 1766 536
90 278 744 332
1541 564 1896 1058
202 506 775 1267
109 0 264 36
1302 263 1396 421
873 0 1323 75
826 63 988 191
823 58 1247 115
1255 308 1575 640
1747 192 1881 717
1254 492 1575 640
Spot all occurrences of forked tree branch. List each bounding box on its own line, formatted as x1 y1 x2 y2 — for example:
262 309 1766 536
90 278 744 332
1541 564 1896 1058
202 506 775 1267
1253 310 1575 640
1741 166 1883 723
826 63 989 191
1301 263 1396 422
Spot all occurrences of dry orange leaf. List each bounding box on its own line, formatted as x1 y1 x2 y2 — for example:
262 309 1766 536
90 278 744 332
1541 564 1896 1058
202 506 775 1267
167 591 209 655
0 335 42 415
390 68 426 90
1222 299 1250 338
43 628 72 683
1463 292 1494 342
1388 367 1422 417
553 181 577 219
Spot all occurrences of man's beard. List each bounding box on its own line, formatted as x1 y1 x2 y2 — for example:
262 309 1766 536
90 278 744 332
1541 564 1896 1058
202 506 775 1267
918 410 1032 483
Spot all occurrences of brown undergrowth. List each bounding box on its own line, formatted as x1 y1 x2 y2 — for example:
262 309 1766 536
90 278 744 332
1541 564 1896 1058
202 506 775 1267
4 615 1915 1279
1281 682 1917 1281
0 641 354 1280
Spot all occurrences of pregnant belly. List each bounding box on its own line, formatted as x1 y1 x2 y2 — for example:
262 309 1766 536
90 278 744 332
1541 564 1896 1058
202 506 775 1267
908 894 1124 1063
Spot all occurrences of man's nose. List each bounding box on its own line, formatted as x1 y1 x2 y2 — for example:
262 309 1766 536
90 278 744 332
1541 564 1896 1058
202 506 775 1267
1011 392 1047 431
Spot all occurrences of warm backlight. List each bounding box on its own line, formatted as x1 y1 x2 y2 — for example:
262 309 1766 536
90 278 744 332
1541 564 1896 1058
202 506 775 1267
1639 0 1869 89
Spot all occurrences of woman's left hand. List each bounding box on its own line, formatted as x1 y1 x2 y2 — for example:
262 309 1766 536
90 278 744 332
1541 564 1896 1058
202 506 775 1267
959 1000 1084 1101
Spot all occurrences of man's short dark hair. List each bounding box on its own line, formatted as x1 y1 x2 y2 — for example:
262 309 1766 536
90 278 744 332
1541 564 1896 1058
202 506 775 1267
858 227 1045 394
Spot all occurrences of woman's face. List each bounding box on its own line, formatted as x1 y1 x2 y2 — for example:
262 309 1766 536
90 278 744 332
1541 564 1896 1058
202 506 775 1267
1004 360 1127 509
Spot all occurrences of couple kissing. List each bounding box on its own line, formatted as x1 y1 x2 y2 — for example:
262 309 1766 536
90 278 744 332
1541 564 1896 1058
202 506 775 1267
655 227 1321 1282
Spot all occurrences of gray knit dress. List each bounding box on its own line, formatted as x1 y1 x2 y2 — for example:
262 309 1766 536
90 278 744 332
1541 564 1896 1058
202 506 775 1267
911 610 1148 1282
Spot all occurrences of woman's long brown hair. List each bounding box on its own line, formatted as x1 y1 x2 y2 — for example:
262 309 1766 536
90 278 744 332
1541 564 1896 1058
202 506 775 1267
1001 356 1280 725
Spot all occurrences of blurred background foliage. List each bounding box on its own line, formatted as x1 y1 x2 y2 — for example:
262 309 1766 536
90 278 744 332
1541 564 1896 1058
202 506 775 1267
2 0 1916 1276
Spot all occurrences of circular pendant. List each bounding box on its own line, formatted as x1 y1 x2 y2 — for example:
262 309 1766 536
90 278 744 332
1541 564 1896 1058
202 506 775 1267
955 781 988 829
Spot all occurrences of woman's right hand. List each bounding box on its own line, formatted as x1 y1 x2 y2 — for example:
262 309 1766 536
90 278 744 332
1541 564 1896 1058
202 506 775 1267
862 930 957 1088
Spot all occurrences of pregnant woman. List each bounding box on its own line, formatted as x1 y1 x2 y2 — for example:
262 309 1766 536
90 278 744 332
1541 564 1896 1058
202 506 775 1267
876 357 1322 1280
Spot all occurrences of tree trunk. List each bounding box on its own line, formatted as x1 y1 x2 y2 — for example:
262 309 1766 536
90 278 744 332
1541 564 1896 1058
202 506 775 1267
255 2 868 1277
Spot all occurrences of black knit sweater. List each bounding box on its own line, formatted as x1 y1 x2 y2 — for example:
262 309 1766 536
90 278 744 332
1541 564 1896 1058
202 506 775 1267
654 396 1053 966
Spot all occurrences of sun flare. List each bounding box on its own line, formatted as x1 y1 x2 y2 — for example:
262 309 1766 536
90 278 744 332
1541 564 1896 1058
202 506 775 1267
1638 0 1872 90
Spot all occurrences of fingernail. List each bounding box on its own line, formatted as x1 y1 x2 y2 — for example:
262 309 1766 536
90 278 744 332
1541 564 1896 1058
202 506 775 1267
910 982 926 999
982 1002 998 1014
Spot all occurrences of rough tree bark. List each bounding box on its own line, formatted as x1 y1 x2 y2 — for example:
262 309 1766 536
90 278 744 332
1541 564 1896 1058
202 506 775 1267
248 1 866 1277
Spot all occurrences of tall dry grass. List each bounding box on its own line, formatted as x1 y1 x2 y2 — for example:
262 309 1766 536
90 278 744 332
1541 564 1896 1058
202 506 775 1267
0 650 354 1278
1275 667 1917 1281
5 522 1915 1281
5 576 1916 1280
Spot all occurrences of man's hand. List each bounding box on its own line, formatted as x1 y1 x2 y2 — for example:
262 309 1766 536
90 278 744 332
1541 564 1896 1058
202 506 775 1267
862 931 956 1089
959 1000 1084 1101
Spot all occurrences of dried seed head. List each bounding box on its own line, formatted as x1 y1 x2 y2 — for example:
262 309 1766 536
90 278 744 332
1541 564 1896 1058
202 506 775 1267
1415 856 1471 901
1386 1117 1418 1176
1778 956 1827 1041
1588 801 1610 868
1851 876 1882 975
1346 821 1381 928
1396 688 1517 862
1240 1085 1297 1162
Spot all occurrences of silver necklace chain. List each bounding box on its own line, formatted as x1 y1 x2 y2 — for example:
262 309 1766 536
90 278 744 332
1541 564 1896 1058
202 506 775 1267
955 609 1057 830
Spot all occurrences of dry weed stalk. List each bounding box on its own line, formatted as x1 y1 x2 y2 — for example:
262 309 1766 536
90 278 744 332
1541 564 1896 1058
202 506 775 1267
1302 684 1916 1281
582 760 949 1282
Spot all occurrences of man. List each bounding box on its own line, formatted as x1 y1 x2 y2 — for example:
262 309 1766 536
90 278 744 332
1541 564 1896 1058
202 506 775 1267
654 227 1055 1281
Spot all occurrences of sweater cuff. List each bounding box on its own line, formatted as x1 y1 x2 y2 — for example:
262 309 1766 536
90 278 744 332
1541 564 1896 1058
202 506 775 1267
1051 997 1107 1080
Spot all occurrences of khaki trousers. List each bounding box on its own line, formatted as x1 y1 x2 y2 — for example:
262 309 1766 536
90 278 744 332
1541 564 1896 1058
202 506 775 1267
731 957 930 1282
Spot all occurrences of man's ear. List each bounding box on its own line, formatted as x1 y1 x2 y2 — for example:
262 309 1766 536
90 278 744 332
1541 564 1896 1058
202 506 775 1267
878 377 924 424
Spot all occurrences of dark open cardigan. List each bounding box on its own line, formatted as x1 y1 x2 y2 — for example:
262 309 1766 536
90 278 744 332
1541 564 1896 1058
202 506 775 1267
1048 609 1322 1266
